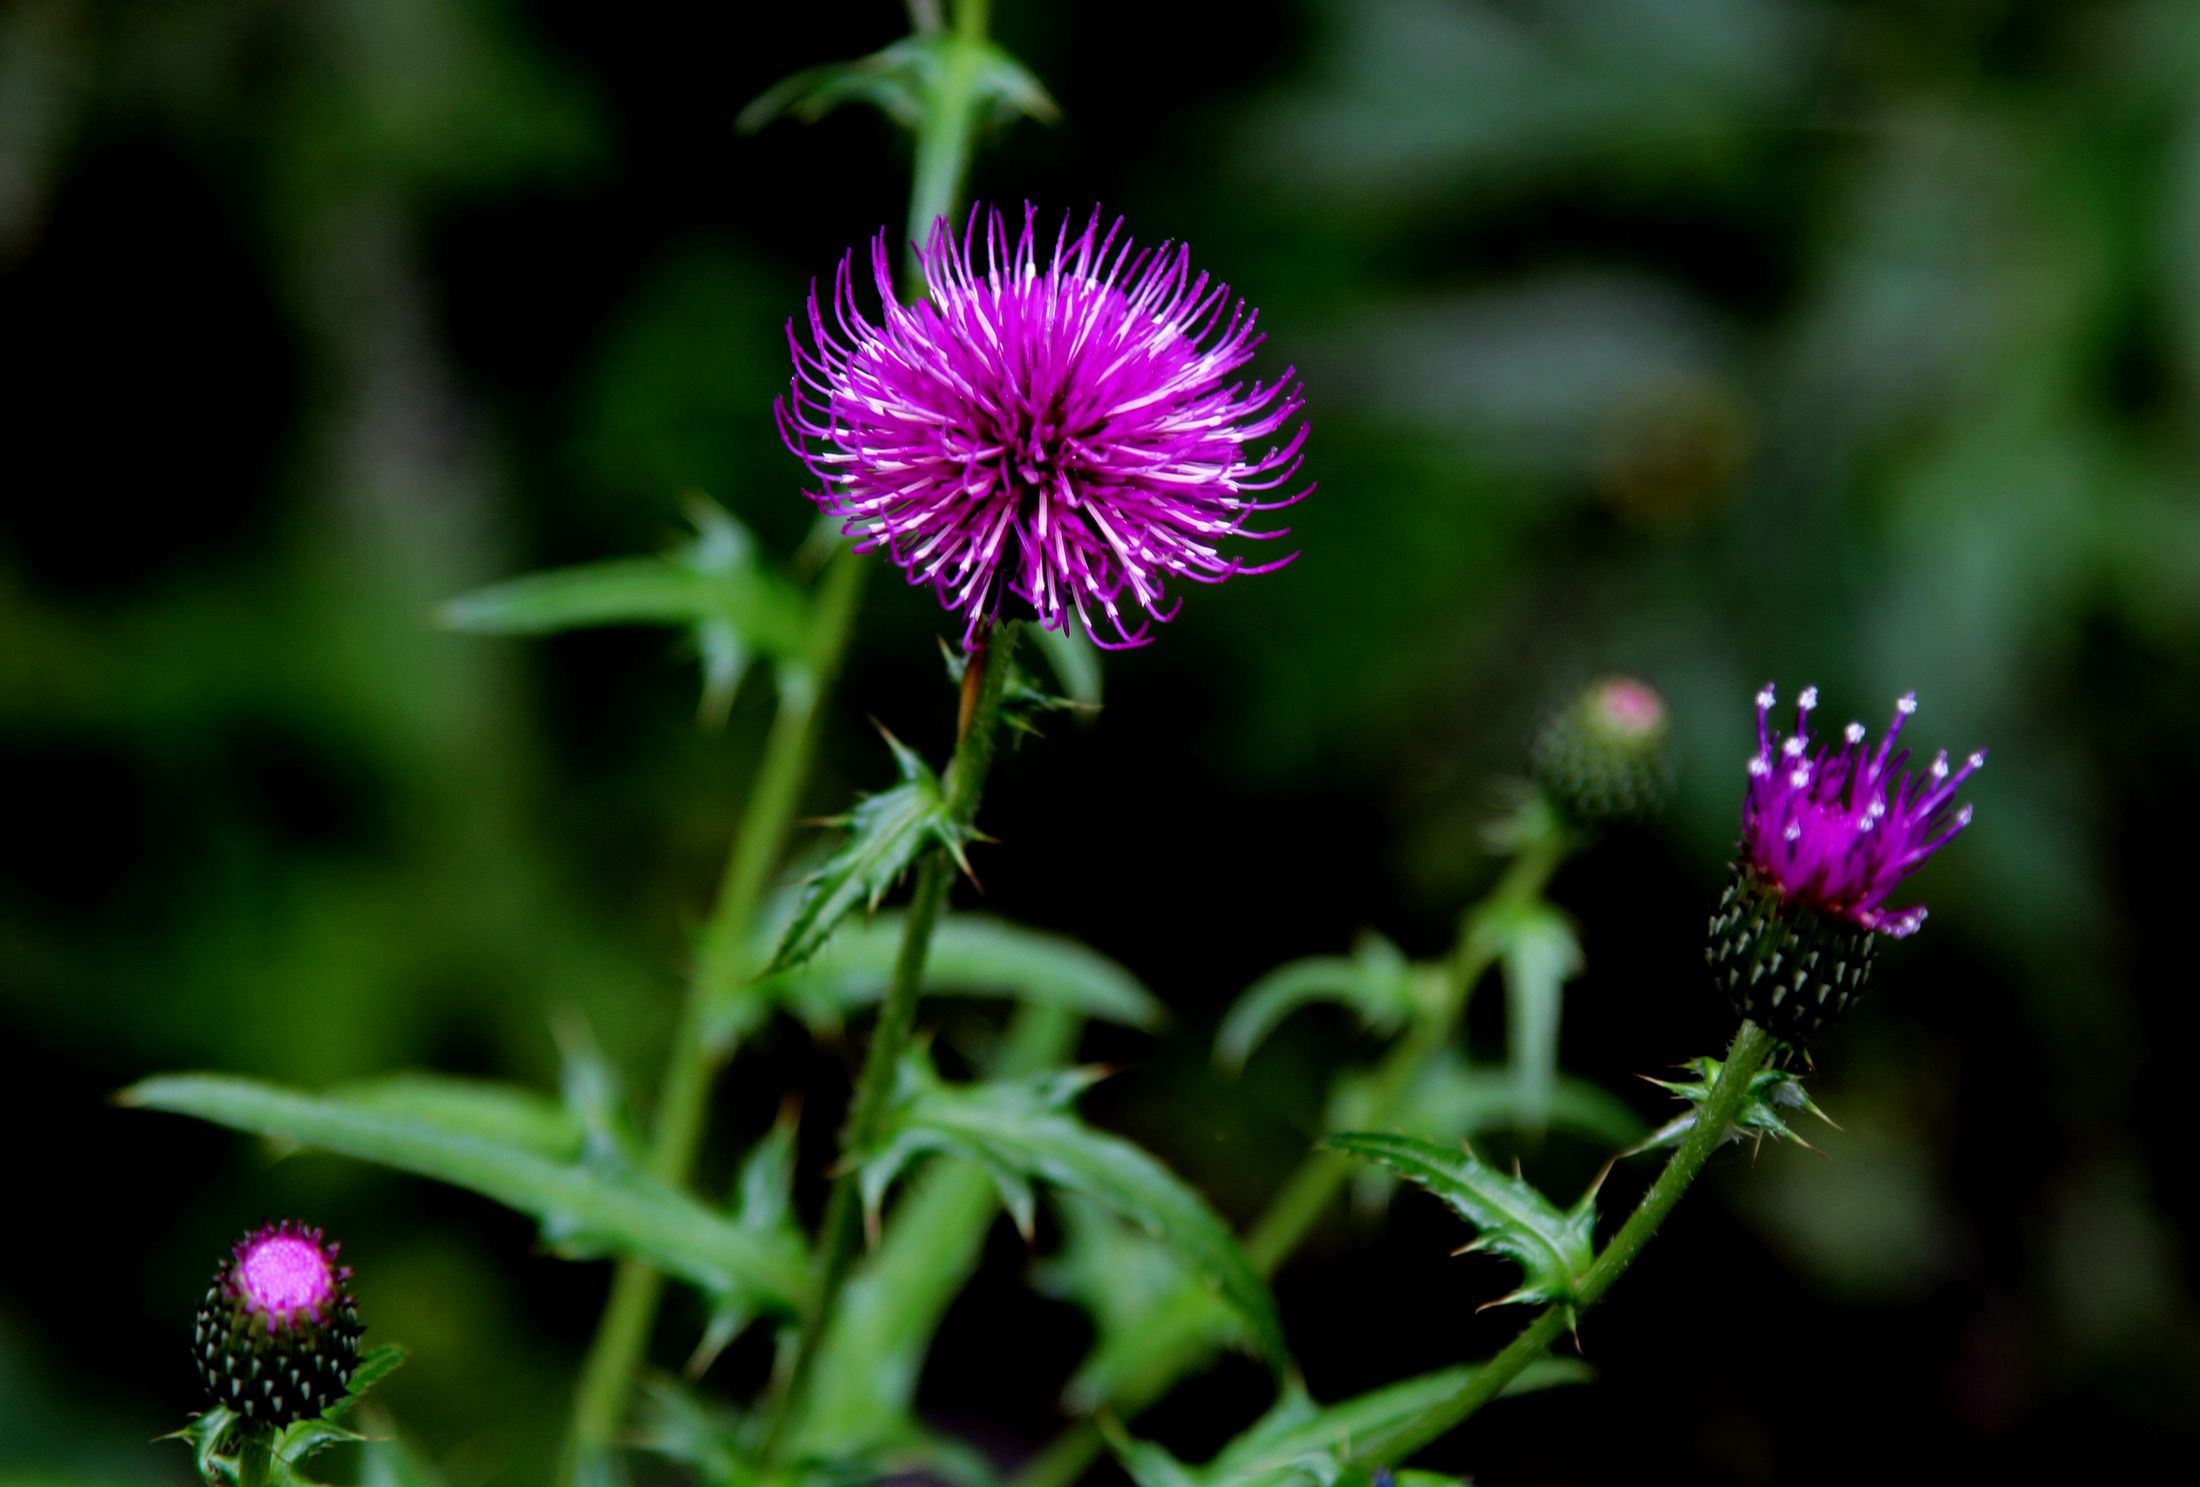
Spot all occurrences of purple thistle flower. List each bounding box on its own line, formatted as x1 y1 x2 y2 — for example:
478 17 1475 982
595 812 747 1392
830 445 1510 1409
777 204 1311 649
195 1220 362 1427
1710 684 1983 1042
1740 683 1983 937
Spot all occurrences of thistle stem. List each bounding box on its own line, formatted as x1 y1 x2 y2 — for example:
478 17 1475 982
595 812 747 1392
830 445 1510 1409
906 0 992 268
1344 1018 1778 1471
1012 824 1570 1487
566 553 864 1467
763 620 1024 1462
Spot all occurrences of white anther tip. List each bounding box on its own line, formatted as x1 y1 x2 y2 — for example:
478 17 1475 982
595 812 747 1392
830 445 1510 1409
1783 736 1806 757
1845 722 1866 744
1756 687 1777 710
1784 823 1802 841
1896 693 1918 714
1799 686 1819 709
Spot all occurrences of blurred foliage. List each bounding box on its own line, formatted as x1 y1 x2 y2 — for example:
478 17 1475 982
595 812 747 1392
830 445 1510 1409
7 0 2200 1482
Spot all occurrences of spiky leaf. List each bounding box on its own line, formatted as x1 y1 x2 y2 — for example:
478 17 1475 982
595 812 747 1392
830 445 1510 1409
766 732 968 975
860 1053 1288 1373
1217 933 1425 1074
1203 1359 1592 1485
439 497 811 724
1035 1196 1245 1413
1330 1049 1645 1212
732 911 1162 1042
122 1075 809 1319
1325 1132 1597 1314
1627 1056 1835 1156
737 33 1058 136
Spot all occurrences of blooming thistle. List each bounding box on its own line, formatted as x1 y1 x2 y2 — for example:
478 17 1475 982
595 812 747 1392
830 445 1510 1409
194 1220 361 1428
1708 685 1983 1042
777 204 1310 649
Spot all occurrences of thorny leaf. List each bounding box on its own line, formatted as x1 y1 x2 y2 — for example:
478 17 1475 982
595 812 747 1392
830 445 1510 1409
765 730 973 975
1626 1055 1837 1157
857 1050 1289 1374
1326 1131 1599 1319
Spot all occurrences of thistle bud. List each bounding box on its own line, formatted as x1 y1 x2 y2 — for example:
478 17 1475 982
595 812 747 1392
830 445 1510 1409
1709 684 1982 1043
194 1221 362 1428
1530 675 1675 826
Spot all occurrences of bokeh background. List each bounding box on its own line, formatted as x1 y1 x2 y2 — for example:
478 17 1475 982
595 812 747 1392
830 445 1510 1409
6 0 2200 1481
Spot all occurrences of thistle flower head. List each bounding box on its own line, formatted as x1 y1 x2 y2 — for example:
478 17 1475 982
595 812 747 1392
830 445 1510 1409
1531 674 1676 825
1740 683 1982 938
1711 684 1983 1042
777 204 1310 649
195 1220 361 1427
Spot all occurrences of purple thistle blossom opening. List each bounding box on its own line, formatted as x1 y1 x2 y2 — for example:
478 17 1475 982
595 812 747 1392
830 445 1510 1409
1740 683 1984 938
777 204 1311 649
230 1222 344 1327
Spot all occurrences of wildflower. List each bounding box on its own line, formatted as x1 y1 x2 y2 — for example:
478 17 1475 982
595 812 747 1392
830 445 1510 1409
777 204 1310 649
1531 675 1676 826
1708 685 1983 1041
195 1220 362 1428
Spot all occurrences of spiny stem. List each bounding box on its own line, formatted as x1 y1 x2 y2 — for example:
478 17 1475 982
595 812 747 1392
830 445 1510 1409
762 620 1024 1462
1344 1019 1778 1471
565 555 864 1467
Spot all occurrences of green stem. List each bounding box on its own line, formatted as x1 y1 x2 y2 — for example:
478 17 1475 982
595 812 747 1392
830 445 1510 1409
1344 1019 1778 1471
570 0 1001 1461
905 0 992 266
763 621 1024 1462
1014 827 1571 1487
566 554 864 1465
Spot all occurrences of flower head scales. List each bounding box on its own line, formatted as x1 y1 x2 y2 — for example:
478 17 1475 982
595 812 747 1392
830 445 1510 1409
1740 683 1983 938
195 1220 361 1427
777 204 1310 649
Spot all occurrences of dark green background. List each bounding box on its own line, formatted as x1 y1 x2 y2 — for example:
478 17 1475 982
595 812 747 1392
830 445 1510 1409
5 0 2198 1481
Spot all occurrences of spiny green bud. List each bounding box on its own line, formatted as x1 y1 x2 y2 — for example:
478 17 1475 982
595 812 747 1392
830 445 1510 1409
194 1220 362 1429
1530 675 1676 826
1707 861 1877 1044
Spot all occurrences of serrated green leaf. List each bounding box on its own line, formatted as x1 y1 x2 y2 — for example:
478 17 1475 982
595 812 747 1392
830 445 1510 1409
789 1008 1081 1459
1627 1056 1834 1156
122 1075 809 1318
323 1345 408 1423
861 1053 1288 1373
1035 1196 1243 1413
327 1074 581 1160
1217 933 1424 1074
737 34 1058 137
765 733 962 975
273 1415 367 1474
1206 1358 1591 1483
1326 1132 1597 1314
439 498 811 724
689 1109 802 1376
743 912 1162 1037
162 1407 239 1481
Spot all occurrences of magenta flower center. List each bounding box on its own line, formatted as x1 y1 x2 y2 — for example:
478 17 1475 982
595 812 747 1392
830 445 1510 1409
238 1233 334 1317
